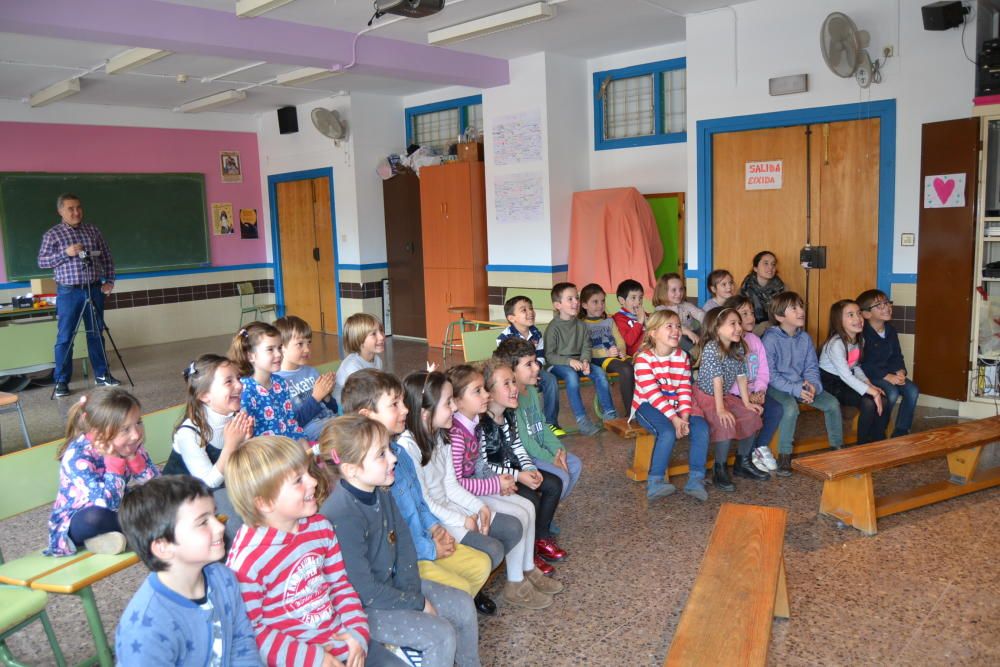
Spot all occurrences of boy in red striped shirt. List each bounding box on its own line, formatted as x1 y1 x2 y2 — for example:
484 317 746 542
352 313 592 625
224 435 374 667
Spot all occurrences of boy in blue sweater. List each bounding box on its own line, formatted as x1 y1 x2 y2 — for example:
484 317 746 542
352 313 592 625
857 289 919 437
116 475 261 666
274 315 338 440
762 292 844 476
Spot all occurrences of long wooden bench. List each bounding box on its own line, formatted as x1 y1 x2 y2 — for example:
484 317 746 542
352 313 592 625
609 405 860 482
664 503 789 666
793 416 1000 535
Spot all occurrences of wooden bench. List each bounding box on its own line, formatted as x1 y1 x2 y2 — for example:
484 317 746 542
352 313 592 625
664 503 789 666
793 416 1000 535
609 405 860 482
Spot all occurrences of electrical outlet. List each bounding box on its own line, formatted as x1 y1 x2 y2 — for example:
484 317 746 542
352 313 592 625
901 233 915 247
883 45 894 58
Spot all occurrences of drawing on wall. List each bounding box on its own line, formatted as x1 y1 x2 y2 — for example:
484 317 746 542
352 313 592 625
494 172 545 224
923 173 965 208
220 150 242 183
212 202 235 235
240 208 259 239
492 110 543 166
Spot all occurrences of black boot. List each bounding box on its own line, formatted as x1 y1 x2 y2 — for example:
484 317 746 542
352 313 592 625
713 462 735 491
776 453 793 477
474 592 497 615
733 453 770 480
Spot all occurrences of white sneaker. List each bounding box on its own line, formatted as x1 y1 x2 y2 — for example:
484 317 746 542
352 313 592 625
753 446 778 472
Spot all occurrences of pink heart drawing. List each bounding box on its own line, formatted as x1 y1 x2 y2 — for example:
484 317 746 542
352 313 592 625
933 177 956 205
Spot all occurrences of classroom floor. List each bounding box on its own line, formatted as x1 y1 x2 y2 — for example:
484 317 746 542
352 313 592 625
2 333 998 666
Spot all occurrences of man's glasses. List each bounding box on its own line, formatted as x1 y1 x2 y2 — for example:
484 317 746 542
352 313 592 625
863 300 893 311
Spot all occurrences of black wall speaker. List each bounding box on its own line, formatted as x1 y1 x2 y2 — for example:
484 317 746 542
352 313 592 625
277 106 298 134
921 1 967 31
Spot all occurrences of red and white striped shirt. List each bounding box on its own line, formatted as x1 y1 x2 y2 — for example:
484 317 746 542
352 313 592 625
631 348 694 420
226 514 369 667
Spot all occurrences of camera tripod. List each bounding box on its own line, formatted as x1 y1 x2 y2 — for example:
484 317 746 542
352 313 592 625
50 282 133 399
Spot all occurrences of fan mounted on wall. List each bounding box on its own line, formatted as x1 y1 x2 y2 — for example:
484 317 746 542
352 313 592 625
820 11 874 88
311 108 349 145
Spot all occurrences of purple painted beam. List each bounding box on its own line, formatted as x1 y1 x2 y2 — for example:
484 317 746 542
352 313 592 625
0 0 509 88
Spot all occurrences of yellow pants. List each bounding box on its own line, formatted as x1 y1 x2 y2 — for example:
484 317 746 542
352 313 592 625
418 544 491 597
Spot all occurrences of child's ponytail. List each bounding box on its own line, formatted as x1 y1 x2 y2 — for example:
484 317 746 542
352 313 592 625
228 321 280 376
58 387 142 459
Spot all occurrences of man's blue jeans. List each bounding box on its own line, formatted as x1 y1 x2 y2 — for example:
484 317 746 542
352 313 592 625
54 282 109 383
635 403 709 480
873 378 919 437
547 363 616 420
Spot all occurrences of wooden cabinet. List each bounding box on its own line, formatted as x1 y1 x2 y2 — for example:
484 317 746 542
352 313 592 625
419 161 488 345
382 171 426 338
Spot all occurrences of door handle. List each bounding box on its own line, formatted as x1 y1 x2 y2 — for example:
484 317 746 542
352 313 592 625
312 247 320 262
405 242 414 254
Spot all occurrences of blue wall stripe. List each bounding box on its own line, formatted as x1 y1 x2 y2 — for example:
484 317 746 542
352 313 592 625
695 99 899 303
339 262 388 271
486 264 569 273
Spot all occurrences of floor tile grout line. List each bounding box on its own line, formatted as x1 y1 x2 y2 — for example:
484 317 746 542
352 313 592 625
893 579 954 666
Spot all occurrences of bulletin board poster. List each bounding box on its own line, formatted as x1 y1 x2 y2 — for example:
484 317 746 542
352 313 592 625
745 160 783 190
240 208 259 239
923 173 966 208
212 202 234 236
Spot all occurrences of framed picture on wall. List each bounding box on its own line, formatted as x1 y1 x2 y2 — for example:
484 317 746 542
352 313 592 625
220 150 242 183
212 202 235 235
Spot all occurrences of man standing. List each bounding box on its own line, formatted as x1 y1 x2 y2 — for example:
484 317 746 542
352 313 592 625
37 193 120 397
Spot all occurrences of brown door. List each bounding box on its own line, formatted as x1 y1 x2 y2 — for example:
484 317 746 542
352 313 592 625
383 172 426 338
914 118 979 400
276 177 338 334
713 120 879 342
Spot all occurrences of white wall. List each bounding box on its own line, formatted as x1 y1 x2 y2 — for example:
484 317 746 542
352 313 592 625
587 42 688 194
0 98 258 132
685 0 977 273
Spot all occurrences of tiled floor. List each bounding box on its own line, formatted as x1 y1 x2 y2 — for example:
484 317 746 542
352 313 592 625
2 333 998 666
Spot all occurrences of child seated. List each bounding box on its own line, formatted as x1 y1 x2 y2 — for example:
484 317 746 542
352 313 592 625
115 476 259 666
496 295 564 437
857 289 920 438
544 282 618 435
652 273 705 352
611 279 648 358
47 388 159 556
320 416 480 667
579 283 635 416
333 313 385 404
162 354 253 488
762 292 844 476
703 269 736 311
340 369 495 616
274 315 338 440
224 435 373 667
230 322 303 438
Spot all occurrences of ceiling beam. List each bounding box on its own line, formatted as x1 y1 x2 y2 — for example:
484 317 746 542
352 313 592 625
0 0 509 88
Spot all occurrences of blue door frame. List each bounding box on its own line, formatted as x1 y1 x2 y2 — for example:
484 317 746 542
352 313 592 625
267 167 343 340
694 99 904 303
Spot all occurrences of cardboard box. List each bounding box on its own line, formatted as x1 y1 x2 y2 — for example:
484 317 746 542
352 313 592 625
457 142 483 162
31 278 56 294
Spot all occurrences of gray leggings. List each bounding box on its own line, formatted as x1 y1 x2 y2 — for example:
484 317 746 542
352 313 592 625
366 579 480 667
460 511 522 570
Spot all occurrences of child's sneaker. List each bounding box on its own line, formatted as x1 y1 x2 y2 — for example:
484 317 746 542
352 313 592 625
646 477 676 500
602 409 619 422
576 417 601 436
502 579 553 610
683 478 708 502
753 446 778 472
548 424 567 438
525 567 564 595
776 453 793 477
83 531 127 555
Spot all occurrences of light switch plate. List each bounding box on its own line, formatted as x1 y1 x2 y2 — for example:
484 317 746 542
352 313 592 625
900 233 915 247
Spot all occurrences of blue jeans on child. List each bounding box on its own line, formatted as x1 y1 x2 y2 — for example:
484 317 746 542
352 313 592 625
537 367 561 428
634 403 710 483
767 387 843 454
533 454 582 500
873 378 919 437
754 392 784 450
547 364 616 420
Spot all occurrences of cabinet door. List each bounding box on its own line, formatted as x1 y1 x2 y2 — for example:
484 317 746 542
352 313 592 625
423 267 451 345
448 268 488 322
443 163 476 269
419 166 450 269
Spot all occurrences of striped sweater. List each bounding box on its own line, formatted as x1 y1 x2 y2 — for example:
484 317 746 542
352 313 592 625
630 348 694 421
226 514 369 667
449 414 503 496
479 409 537 476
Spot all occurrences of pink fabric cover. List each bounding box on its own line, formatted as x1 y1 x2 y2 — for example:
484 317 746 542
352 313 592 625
568 187 663 297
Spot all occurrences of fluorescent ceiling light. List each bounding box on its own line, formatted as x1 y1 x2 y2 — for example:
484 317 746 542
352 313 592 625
276 67 341 86
428 2 556 45
106 48 171 75
236 0 295 18
29 77 80 107
177 89 247 113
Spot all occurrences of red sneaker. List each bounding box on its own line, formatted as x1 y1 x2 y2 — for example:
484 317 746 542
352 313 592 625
535 538 567 562
532 555 555 576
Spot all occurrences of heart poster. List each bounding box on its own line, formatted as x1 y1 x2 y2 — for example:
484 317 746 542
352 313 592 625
923 173 966 208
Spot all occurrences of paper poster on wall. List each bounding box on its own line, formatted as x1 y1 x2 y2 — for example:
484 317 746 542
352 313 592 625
492 110 543 166
211 203 234 235
239 208 259 239
745 160 783 190
220 150 242 183
494 172 545 224
924 173 966 208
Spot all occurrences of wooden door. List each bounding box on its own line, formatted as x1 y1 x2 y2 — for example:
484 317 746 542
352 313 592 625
383 172 426 338
914 118 979 400
276 177 338 334
444 163 475 269
713 121 879 342
419 166 449 270
645 192 685 277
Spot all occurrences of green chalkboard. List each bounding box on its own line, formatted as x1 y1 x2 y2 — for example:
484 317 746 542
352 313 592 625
0 172 210 281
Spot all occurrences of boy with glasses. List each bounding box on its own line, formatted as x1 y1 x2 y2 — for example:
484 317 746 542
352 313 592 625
857 289 920 438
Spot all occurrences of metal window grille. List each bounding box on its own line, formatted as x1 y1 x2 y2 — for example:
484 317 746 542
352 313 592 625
603 73 654 140
412 107 460 152
662 68 686 134
466 103 483 137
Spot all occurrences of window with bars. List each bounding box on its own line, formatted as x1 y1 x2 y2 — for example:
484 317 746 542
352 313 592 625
404 95 483 153
593 58 686 150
